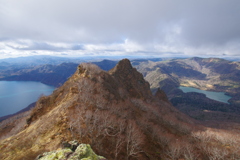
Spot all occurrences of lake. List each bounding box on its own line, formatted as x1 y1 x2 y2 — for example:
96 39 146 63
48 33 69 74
0 81 55 117
179 86 232 104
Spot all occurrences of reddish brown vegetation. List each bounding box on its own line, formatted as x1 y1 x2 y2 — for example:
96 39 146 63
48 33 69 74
0 59 240 160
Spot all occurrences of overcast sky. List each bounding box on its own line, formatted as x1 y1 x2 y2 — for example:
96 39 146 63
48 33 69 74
0 0 240 59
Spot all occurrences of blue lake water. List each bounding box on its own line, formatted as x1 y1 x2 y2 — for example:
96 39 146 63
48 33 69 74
179 86 232 104
0 81 55 117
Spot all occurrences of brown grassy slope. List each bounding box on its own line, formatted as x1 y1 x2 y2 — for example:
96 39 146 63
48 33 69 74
0 59 239 160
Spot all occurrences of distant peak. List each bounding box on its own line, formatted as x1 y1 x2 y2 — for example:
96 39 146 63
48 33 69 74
118 58 132 68
109 58 132 74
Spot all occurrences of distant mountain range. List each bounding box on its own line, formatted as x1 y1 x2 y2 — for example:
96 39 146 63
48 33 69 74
0 55 165 67
133 57 240 123
0 59 118 87
0 63 79 87
0 55 81 68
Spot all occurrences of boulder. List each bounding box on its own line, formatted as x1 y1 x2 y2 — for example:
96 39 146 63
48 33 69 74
36 141 106 160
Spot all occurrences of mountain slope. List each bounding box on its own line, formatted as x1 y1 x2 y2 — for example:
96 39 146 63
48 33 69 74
0 59 239 160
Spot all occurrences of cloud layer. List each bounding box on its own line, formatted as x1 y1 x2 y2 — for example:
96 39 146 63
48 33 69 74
0 0 240 58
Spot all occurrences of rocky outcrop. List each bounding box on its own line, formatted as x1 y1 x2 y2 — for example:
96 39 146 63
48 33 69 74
36 141 106 160
155 88 170 103
109 59 152 100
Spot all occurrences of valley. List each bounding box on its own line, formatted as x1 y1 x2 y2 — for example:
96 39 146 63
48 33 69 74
133 57 240 125
179 86 231 104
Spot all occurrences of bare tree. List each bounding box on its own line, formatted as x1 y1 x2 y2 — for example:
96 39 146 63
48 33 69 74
165 141 182 160
206 146 228 160
114 135 125 160
183 144 198 160
126 122 144 160
68 104 86 140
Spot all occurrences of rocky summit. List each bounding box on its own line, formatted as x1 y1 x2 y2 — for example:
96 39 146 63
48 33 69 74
0 59 240 160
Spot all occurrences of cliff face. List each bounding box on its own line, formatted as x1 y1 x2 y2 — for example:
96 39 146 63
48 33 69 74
109 59 152 100
3 59 235 160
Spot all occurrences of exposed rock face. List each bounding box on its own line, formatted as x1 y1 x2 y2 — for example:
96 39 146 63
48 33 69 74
155 88 170 103
36 141 106 160
109 59 152 100
62 140 79 151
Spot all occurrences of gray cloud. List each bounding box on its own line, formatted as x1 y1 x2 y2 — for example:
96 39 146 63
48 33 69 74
7 42 65 51
71 44 84 50
180 1 240 47
0 0 240 57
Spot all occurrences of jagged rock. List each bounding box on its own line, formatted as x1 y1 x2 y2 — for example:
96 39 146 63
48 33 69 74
78 65 86 75
37 142 106 160
36 148 73 160
62 140 79 151
109 59 152 99
68 144 106 160
155 88 170 103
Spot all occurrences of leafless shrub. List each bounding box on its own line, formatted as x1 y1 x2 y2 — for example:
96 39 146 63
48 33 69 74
213 131 240 146
78 63 102 76
204 146 229 160
192 128 240 159
231 145 240 159
151 126 172 149
126 121 144 160
130 98 148 112
183 144 198 160
192 130 214 143
114 134 125 160
68 104 86 139
94 96 109 110
165 141 182 160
